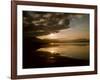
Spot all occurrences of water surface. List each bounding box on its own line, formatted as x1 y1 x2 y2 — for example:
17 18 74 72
37 42 89 60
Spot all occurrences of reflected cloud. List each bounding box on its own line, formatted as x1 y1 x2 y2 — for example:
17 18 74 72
37 43 89 60
38 47 58 54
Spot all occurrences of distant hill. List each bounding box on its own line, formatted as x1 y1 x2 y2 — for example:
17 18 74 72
24 37 89 47
40 38 89 43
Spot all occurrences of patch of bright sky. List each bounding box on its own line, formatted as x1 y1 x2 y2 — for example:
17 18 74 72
37 14 89 40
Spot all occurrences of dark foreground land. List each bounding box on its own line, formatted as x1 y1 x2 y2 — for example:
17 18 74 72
23 51 89 69
23 37 89 69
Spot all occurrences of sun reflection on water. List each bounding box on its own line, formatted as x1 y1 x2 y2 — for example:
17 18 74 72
37 43 89 60
37 47 58 54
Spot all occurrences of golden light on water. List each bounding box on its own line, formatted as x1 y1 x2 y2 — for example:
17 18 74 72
37 44 89 60
37 47 57 54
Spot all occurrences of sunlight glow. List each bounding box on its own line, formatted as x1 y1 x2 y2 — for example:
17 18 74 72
49 33 55 37
37 44 89 59
50 50 55 54
37 47 57 54
37 33 57 40
48 33 56 39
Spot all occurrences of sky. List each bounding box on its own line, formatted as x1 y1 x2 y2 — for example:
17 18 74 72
23 11 89 41
37 14 89 41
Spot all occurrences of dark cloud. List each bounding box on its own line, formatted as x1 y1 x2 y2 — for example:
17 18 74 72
23 11 70 37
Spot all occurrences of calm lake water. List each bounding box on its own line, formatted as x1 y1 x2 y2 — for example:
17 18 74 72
37 43 89 60
23 42 89 68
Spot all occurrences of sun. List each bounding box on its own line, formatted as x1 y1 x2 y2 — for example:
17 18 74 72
49 33 55 37
37 33 57 39
50 50 55 53
48 33 56 39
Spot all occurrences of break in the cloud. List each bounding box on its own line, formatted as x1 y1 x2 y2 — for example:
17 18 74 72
23 11 89 41
38 14 89 40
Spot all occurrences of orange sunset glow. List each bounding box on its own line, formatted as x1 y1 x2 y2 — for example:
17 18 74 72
23 11 89 68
